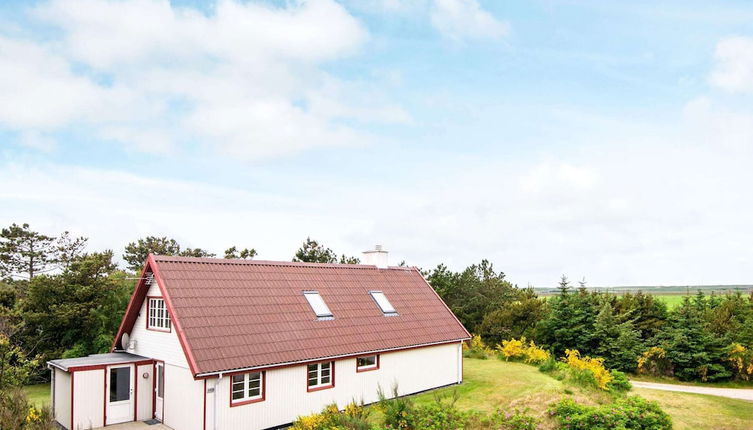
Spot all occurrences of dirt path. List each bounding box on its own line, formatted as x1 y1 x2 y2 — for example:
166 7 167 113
631 381 753 401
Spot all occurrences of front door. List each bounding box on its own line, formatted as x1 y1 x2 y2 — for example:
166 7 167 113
155 362 165 421
106 364 134 425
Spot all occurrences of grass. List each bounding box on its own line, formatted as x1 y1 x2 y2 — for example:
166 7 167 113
22 383 50 408
654 294 692 309
631 374 753 389
399 358 753 430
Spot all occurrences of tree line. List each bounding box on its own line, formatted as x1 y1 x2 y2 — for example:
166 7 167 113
1 222 752 387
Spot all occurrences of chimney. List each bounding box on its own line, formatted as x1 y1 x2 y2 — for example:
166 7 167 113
362 245 389 268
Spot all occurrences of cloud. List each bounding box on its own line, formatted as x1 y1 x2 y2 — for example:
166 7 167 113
683 97 753 151
430 0 509 42
709 36 753 93
0 0 406 159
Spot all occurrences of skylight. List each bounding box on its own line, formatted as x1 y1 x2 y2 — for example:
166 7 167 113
370 291 397 316
303 291 333 319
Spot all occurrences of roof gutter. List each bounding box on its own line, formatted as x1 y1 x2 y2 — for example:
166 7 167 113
194 338 471 378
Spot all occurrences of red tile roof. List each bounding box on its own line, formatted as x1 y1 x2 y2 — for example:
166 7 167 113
115 255 470 376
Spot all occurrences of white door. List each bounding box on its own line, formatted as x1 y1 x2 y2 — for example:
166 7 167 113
106 364 134 425
155 362 165 421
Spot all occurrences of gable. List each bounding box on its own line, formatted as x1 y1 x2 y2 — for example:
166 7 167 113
115 255 470 376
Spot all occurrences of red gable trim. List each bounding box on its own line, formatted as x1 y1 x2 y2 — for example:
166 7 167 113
111 254 200 376
150 255 201 376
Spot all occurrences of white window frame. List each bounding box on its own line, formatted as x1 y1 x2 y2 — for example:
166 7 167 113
147 298 171 331
307 362 333 390
303 291 333 319
369 291 397 316
356 355 379 372
231 372 264 404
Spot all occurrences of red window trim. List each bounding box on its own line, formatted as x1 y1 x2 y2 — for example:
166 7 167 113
355 354 380 373
229 371 266 407
306 361 335 392
146 296 172 333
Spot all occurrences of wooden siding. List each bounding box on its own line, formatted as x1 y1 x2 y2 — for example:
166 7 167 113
53 368 70 429
208 342 462 430
128 281 189 368
137 364 154 420
163 363 204 430
72 369 104 429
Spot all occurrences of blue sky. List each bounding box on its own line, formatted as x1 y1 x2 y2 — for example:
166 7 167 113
2 0 753 286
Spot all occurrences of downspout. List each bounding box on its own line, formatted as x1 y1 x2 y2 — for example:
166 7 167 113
214 373 223 430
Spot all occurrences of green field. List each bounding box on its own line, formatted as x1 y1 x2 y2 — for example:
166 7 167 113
407 358 753 430
654 294 692 309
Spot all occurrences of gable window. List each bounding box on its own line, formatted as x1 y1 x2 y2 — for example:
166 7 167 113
231 371 265 406
369 291 397 316
147 297 171 331
307 362 334 391
356 355 379 372
303 291 333 319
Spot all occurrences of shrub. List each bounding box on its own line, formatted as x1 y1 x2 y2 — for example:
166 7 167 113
486 409 539 430
378 385 417 429
637 347 673 377
726 343 753 381
291 401 373 430
549 396 672 430
465 335 493 359
413 392 469 430
606 370 632 392
496 337 550 364
564 349 613 390
0 388 54 430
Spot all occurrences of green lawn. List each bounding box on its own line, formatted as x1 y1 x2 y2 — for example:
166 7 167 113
22 383 50 408
403 358 753 430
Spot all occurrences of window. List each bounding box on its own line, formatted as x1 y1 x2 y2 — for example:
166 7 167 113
356 355 379 372
303 291 333 319
147 297 171 331
231 372 264 405
369 291 397 316
307 362 334 391
109 367 131 402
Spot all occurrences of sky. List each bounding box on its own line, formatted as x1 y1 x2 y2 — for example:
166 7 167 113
1 0 753 287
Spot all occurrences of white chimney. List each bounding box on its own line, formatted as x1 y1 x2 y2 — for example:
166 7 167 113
362 245 389 268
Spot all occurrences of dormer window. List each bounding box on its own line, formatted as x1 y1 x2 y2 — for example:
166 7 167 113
147 297 171 331
369 291 397 316
303 291 333 319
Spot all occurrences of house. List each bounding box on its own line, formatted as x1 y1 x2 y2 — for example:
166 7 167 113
47 247 471 430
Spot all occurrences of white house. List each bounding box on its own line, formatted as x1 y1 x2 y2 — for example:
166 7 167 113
48 247 470 430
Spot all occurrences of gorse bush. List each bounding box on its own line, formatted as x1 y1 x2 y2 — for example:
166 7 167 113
0 388 54 430
464 335 493 359
636 347 672 377
726 343 753 381
378 386 416 429
564 349 613 390
290 401 372 430
549 396 672 430
496 337 550 364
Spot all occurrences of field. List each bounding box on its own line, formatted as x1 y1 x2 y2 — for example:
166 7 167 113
24 359 753 429
408 358 753 430
654 294 691 309
22 383 49 408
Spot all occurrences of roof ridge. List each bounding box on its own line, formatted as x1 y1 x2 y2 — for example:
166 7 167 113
151 255 416 271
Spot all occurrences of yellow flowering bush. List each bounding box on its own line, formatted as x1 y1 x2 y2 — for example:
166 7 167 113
496 337 550 364
464 335 493 359
291 401 371 430
726 343 753 381
637 347 672 377
564 349 613 390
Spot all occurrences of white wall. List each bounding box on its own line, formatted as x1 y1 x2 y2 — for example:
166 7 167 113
72 369 105 430
137 364 154 421
53 368 71 429
210 342 463 430
128 280 188 368
163 363 205 430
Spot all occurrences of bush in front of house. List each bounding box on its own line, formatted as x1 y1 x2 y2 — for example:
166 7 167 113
0 388 54 430
549 396 672 430
290 401 372 430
